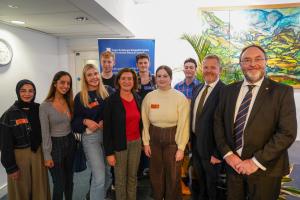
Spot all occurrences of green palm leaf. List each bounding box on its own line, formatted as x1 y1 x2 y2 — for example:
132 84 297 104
180 33 212 64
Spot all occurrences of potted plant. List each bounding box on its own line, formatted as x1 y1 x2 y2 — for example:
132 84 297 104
279 165 300 199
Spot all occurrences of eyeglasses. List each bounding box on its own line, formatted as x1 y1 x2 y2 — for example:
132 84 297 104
240 58 265 65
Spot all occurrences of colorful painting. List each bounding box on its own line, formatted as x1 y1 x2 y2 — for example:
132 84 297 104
199 4 300 88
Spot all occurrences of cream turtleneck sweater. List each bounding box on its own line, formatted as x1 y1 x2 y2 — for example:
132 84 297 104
141 88 190 150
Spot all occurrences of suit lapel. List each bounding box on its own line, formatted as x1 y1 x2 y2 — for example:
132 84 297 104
245 78 270 129
201 80 222 114
191 84 204 121
190 84 203 133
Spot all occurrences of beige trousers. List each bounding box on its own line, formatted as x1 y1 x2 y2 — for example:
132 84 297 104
114 139 141 200
7 147 50 200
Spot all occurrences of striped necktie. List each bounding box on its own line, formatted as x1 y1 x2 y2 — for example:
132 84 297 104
233 85 255 151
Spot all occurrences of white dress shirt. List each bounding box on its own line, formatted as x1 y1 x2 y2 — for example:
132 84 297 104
192 79 219 133
224 77 266 170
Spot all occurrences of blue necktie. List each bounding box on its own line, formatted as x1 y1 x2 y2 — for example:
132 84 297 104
233 85 255 151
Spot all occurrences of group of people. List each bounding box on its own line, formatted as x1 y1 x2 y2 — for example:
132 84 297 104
0 44 297 200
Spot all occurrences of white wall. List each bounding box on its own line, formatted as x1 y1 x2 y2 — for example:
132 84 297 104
0 23 69 114
193 0 300 7
70 0 300 140
117 0 300 139
0 22 70 192
295 90 300 140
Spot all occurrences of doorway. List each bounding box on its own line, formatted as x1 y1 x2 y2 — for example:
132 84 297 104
74 51 99 94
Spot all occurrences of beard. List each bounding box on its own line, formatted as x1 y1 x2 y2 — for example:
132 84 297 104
203 72 218 83
243 69 265 83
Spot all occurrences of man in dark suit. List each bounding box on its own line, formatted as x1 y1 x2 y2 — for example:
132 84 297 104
191 55 225 200
214 45 297 200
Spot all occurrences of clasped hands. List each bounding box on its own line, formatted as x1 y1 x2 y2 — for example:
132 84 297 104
84 119 103 132
225 154 258 175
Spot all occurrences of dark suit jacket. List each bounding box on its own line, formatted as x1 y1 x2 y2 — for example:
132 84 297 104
214 77 297 176
191 80 225 160
103 90 143 156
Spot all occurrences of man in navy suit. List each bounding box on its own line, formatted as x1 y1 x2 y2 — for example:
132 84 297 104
214 45 297 200
191 55 225 200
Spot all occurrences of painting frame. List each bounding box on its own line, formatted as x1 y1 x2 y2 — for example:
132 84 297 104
198 3 300 88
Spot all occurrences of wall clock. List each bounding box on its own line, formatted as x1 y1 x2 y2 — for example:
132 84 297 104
0 39 13 66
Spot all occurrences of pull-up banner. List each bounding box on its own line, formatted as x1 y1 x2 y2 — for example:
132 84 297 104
98 39 155 74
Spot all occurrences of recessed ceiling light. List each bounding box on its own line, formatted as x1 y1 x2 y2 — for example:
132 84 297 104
11 20 25 25
8 5 18 8
75 16 88 22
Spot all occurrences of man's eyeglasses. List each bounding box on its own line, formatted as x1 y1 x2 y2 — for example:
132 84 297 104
240 58 265 65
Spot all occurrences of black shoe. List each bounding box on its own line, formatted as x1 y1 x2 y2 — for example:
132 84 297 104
105 186 116 200
85 190 90 200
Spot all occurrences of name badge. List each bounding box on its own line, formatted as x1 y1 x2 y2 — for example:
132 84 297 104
88 101 99 108
15 118 29 125
144 86 153 90
151 104 160 109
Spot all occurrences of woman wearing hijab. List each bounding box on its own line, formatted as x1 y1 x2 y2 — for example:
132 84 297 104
0 79 50 200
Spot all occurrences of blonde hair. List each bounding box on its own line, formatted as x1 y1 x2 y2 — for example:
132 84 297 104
100 50 115 60
80 64 109 107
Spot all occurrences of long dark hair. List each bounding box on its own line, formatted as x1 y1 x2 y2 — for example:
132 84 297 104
45 71 74 115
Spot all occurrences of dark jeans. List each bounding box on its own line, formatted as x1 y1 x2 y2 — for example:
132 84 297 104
138 151 150 176
49 133 76 200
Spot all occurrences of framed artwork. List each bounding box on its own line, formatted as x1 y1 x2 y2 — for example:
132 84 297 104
199 3 300 88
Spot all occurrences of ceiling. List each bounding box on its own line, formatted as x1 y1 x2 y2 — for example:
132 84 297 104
0 0 134 38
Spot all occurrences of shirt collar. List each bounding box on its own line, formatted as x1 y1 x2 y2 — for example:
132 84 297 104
242 77 264 88
205 78 219 89
184 78 199 86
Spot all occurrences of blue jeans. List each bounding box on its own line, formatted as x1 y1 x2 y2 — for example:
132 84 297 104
82 129 111 200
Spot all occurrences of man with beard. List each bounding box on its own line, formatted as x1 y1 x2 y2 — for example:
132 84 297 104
190 55 225 200
214 45 297 200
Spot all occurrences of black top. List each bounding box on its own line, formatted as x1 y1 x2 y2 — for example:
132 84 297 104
137 73 156 100
72 87 114 133
103 90 142 156
0 101 42 174
102 74 116 89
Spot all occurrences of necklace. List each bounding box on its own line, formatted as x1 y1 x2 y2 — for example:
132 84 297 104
53 98 70 117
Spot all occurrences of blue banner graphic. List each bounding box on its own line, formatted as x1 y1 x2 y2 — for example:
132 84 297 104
98 39 155 74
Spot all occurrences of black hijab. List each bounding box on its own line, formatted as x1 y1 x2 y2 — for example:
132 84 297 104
14 79 42 152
